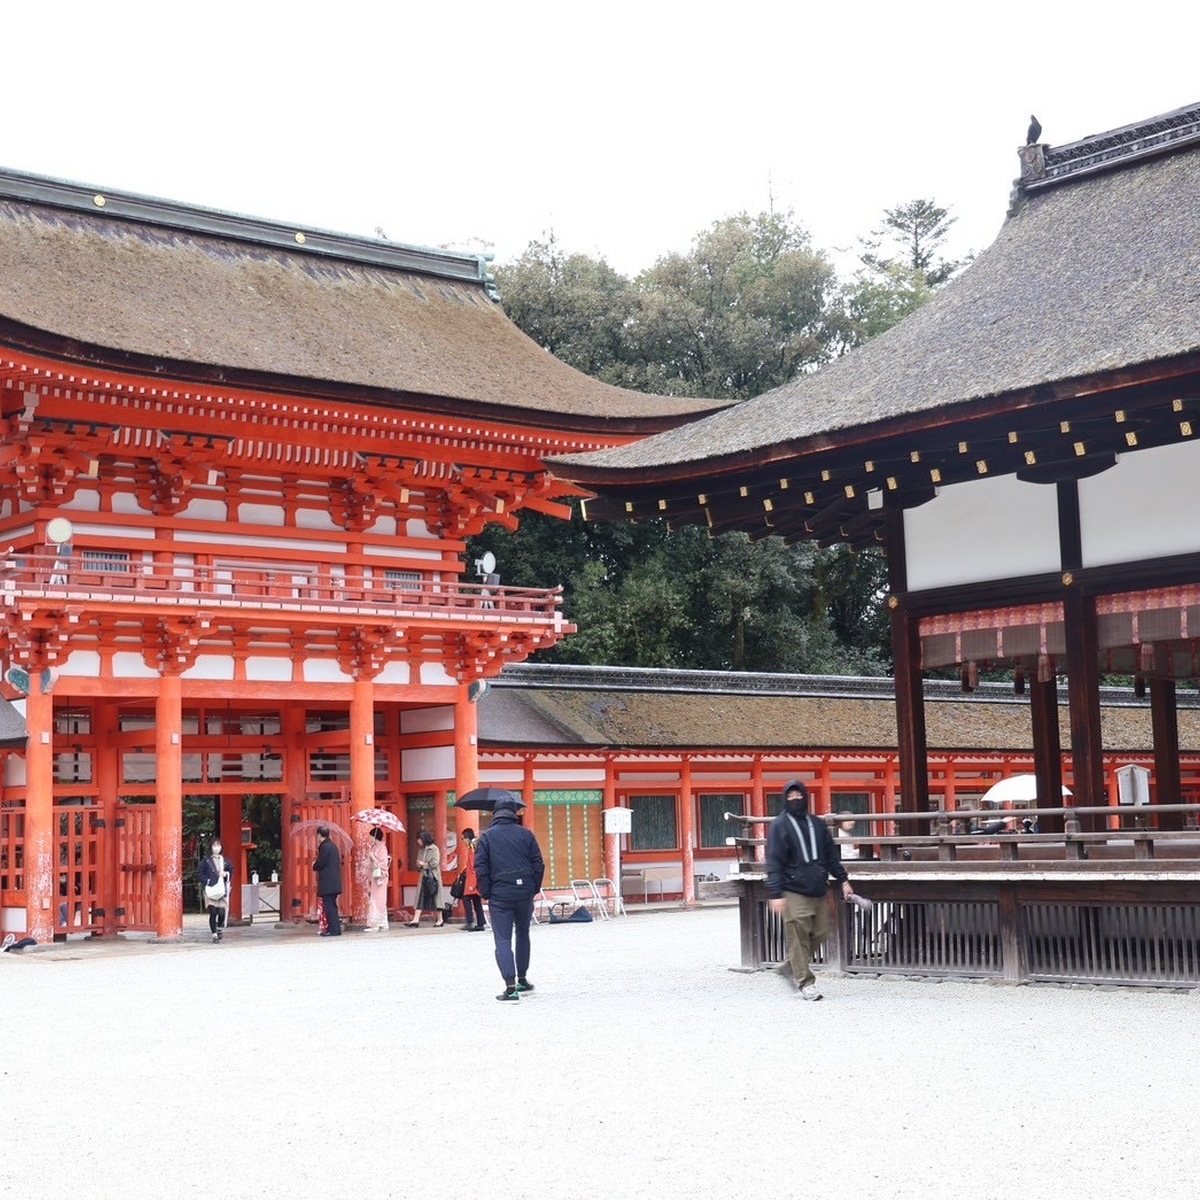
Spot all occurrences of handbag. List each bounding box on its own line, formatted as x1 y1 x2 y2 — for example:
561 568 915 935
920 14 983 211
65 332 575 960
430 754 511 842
449 869 467 900
372 865 384 881
204 879 226 904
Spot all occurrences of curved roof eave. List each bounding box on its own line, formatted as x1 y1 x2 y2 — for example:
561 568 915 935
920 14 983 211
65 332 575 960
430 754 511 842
551 113 1200 483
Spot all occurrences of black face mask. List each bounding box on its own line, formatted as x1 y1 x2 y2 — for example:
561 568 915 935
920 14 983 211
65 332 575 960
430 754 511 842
785 795 808 816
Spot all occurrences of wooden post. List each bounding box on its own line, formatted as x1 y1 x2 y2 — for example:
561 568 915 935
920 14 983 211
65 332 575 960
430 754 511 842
602 757 618 884
154 671 183 939
886 509 928 814
453 685 479 834
348 674 375 924
1030 675 1064 833
1062 585 1105 830
1150 652 1183 831
95 701 120 936
680 756 695 905
750 755 765 864
23 671 55 944
282 703 306 923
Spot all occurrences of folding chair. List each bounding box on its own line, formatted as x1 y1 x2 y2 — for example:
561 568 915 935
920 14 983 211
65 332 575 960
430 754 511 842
590 877 627 918
570 879 606 920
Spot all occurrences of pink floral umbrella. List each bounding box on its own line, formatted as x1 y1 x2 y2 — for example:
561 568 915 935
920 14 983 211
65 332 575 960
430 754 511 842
350 808 405 833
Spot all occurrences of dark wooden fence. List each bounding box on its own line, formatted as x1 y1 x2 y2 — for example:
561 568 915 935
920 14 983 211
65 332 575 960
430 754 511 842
716 806 1200 988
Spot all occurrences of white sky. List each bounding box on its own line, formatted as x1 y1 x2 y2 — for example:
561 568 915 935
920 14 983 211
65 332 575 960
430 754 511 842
5 2 1199 279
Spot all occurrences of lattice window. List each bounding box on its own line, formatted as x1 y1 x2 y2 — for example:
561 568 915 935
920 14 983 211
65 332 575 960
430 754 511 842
81 549 130 572
628 794 677 851
699 793 744 848
384 569 421 591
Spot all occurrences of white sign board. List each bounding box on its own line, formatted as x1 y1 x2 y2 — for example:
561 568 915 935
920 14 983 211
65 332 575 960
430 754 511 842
1116 763 1151 806
604 806 632 834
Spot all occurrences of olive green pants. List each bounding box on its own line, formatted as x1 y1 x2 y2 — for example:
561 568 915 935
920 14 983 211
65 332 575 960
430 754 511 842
782 891 830 989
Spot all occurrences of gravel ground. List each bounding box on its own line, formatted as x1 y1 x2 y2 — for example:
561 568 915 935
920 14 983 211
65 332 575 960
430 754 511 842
1 906 1196 1199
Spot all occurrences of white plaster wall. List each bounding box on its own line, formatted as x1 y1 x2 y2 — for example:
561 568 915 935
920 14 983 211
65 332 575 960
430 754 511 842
181 498 228 522
182 655 236 681
176 530 343 554
62 487 101 512
904 474 1061 591
74 521 154 539
296 508 341 532
58 650 102 678
376 661 410 685
1079 441 1200 567
406 519 433 538
401 744 456 781
112 652 157 679
400 706 454 733
531 769 607 783
244 657 294 682
373 545 443 561
369 516 398 537
303 659 354 684
112 491 152 515
480 771 525 785
420 661 455 686
240 504 286 527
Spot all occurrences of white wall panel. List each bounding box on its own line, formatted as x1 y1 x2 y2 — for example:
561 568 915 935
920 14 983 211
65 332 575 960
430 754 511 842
59 650 102 677
401 744 456 781
401 706 454 733
296 508 341 532
112 652 157 678
904 475 1060 591
303 659 354 683
244 657 294 682
376 661 410 685
1079 441 1200 567
420 661 455 686
182 655 236 681
240 504 286 527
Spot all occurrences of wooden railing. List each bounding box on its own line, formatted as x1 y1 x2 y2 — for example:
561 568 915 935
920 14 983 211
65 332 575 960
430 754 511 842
717 806 1200 988
0 552 566 621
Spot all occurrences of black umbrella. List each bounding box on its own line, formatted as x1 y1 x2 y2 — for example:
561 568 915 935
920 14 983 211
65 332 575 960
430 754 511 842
456 786 523 812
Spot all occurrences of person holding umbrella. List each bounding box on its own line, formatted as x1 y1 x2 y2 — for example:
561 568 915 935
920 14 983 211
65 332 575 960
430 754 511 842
350 808 405 933
313 825 343 936
474 794 544 1001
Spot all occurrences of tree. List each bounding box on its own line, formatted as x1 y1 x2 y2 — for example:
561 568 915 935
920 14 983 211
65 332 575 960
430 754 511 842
842 198 960 349
631 211 847 399
860 198 961 285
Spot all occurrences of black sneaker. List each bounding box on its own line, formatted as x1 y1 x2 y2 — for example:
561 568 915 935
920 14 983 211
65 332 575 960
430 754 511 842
496 988 520 1002
515 978 535 993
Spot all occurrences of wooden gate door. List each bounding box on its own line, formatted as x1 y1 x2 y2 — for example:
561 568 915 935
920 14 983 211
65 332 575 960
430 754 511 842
115 802 156 930
287 793 351 923
53 804 103 935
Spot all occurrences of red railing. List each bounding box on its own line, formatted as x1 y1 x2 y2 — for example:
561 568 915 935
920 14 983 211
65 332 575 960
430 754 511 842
0 552 566 621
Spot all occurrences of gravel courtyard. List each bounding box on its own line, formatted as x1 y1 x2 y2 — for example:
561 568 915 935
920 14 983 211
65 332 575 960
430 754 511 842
1 906 1195 1199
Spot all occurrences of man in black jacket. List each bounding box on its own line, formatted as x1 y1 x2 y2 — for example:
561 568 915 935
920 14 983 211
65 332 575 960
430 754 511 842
313 826 343 936
766 780 855 1000
475 794 545 1001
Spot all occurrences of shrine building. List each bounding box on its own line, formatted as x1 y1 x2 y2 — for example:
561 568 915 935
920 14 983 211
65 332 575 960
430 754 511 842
0 167 723 942
552 102 1200 836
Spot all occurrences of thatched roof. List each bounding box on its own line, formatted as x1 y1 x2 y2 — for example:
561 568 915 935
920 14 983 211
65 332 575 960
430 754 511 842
0 169 725 433
553 102 1200 481
0 698 27 749
478 664 1200 754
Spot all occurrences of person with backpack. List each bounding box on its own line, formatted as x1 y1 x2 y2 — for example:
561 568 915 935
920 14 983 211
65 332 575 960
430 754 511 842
766 780 855 1000
474 794 544 1001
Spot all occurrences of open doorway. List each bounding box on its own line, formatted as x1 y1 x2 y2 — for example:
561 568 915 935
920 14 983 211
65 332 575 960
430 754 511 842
182 793 282 915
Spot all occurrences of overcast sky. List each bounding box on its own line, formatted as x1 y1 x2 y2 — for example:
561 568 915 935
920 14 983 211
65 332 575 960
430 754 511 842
6 2 1198 278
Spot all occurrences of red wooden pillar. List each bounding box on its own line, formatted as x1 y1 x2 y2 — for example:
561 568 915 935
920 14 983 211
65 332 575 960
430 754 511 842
349 675 375 924
219 793 244 923
282 703 306 923
602 756 618 883
454 685 479 835
24 672 55 943
95 701 120 936
680 756 695 905
154 672 184 939
750 756 765 864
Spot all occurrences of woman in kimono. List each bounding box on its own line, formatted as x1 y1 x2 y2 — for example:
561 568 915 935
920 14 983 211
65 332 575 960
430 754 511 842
365 826 390 931
406 830 445 927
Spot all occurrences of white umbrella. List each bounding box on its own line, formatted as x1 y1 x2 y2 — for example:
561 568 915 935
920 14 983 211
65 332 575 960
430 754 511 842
979 774 1071 806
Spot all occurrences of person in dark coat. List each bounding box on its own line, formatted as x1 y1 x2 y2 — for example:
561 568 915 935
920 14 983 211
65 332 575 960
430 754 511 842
474 795 544 1001
198 838 233 943
313 826 343 936
766 780 855 1000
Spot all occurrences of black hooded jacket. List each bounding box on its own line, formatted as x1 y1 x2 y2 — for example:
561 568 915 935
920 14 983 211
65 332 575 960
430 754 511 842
765 782 847 899
475 807 545 903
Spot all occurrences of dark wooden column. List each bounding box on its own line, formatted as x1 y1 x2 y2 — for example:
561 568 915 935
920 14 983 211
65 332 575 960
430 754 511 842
1062 584 1105 830
886 510 928 814
1030 676 1064 833
1150 642 1183 830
